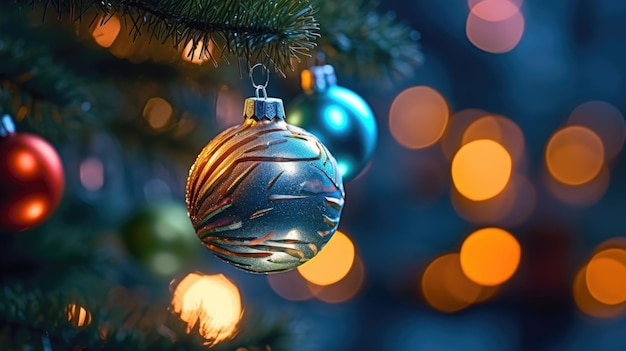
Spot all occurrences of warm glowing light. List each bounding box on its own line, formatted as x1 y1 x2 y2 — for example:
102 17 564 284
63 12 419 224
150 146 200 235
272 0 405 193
585 249 626 305
11 151 37 177
66 303 92 327
568 101 626 161
143 97 173 131
92 15 121 48
389 86 449 149
216 87 244 128
308 255 365 303
545 126 604 186
452 139 512 201
80 157 104 191
182 40 214 64
421 253 494 313
441 109 489 160
462 115 525 164
9 195 47 225
573 264 626 319
546 166 610 207
460 228 520 286
466 1 524 53
171 272 242 345
267 269 314 301
297 231 355 286
452 173 535 227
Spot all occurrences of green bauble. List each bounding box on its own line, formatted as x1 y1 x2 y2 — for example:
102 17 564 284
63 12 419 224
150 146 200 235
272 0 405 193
286 65 377 182
121 201 200 276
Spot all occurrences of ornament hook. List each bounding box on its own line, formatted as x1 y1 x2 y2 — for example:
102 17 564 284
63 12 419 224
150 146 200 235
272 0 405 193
249 63 269 100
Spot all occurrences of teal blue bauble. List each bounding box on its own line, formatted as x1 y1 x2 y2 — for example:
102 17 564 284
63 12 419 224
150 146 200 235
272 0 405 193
286 65 377 182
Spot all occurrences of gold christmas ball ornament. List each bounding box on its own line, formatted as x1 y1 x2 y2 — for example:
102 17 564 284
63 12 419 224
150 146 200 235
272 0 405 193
186 91 345 273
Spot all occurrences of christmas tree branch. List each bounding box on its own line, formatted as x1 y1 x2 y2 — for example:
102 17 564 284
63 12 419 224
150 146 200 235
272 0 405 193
14 0 320 73
0 286 298 351
313 0 422 81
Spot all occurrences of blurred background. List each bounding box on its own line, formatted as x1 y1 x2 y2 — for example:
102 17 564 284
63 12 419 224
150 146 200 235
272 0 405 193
2 0 626 350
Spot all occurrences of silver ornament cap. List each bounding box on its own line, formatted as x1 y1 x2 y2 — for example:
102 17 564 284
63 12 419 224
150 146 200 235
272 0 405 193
244 97 286 121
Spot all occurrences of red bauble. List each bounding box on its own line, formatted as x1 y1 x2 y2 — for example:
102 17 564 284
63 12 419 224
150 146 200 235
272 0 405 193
0 132 65 232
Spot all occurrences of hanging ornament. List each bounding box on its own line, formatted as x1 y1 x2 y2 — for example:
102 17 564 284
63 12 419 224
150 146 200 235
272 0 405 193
286 64 377 182
186 64 345 274
0 114 65 232
120 200 200 276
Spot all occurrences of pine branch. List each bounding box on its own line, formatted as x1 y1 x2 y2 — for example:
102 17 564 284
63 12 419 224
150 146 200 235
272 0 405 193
313 0 422 82
0 286 298 351
13 0 320 73
0 32 95 137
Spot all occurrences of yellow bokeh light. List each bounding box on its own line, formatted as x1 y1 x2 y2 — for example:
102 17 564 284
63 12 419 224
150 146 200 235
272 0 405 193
460 228 521 286
452 139 512 201
568 101 626 161
573 264 626 319
66 303 92 328
585 249 626 305
92 15 121 48
389 86 449 149
308 255 365 304
466 1 524 54
545 126 604 186
143 97 173 131
452 173 535 227
171 272 242 345
421 253 493 313
462 115 525 164
182 40 214 64
297 231 355 286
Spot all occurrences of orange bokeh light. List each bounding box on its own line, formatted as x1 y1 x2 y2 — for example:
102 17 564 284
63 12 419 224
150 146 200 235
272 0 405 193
452 139 512 201
452 173 535 227
171 272 242 345
466 0 524 53
421 253 494 313
545 126 604 186
143 97 173 131
573 264 626 319
442 108 489 160
297 231 355 286
92 15 121 48
308 255 365 304
460 228 521 286
462 114 525 164
389 86 449 149
585 249 626 305
182 40 214 64
568 101 626 161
